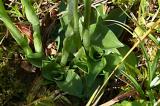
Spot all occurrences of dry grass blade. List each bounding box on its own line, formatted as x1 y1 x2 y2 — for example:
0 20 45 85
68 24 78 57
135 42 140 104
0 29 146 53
100 90 138 106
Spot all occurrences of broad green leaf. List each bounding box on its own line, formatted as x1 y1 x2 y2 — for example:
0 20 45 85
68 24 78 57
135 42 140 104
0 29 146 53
105 8 127 38
61 33 81 65
90 7 99 25
42 61 64 81
101 32 123 49
96 4 107 18
86 76 104 98
56 69 83 97
73 60 88 73
89 45 104 61
26 53 43 68
105 53 123 71
61 0 81 65
74 47 86 58
60 12 69 30
118 46 137 67
73 47 88 73
85 57 107 90
90 19 124 49
83 29 91 50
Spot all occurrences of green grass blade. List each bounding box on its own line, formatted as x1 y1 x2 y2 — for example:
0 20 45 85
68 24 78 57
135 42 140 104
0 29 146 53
139 43 152 81
150 49 160 83
148 34 159 45
140 0 147 16
120 70 145 98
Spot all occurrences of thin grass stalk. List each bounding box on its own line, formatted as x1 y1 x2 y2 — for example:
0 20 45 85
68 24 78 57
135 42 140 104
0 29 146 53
105 20 133 31
86 86 100 106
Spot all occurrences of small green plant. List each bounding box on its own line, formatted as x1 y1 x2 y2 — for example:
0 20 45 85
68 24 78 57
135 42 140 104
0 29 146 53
1 0 160 106
0 0 128 105
43 0 128 102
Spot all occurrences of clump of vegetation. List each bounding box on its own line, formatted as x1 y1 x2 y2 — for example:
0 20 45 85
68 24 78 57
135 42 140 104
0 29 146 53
0 62 16 105
0 53 27 106
0 0 160 106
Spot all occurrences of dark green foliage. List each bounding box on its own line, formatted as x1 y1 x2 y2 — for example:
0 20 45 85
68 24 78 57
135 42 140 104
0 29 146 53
1 0 160 106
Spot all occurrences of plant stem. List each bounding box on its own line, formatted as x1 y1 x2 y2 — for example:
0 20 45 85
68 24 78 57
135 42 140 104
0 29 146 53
21 0 43 54
83 0 92 29
60 0 80 65
0 0 32 55
83 0 92 50
74 0 79 34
